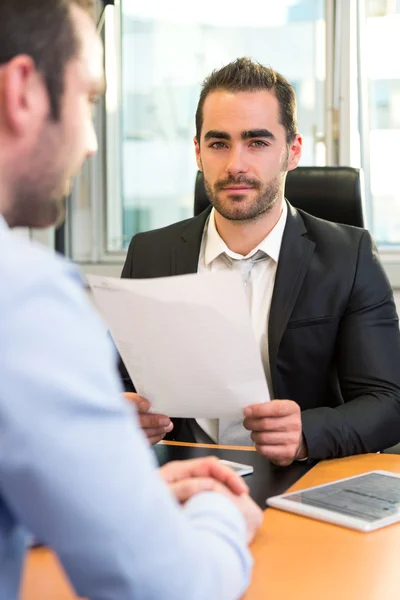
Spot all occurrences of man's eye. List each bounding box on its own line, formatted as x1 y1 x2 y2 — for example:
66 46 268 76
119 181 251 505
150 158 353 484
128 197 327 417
250 140 268 148
209 142 227 149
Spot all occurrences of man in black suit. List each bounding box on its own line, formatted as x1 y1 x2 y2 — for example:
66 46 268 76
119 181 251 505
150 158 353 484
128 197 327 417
120 57 400 466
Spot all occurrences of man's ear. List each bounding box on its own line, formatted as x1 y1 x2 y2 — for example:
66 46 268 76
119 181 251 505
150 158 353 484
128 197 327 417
194 136 203 171
286 134 303 172
2 55 49 136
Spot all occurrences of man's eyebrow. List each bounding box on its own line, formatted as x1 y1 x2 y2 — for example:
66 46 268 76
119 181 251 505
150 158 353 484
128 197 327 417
203 129 276 142
241 129 276 141
204 130 231 141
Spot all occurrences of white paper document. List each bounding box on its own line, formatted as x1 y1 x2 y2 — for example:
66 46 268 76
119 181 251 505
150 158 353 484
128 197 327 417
87 272 269 419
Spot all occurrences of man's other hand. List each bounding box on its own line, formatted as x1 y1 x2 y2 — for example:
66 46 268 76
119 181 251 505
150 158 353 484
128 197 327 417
124 392 173 444
160 458 262 542
159 456 249 504
243 399 307 466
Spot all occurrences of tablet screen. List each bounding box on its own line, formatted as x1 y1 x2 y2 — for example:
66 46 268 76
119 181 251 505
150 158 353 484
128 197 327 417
267 471 400 530
285 472 400 521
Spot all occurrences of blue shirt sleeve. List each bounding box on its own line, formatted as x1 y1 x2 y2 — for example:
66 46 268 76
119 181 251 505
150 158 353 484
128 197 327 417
0 258 253 600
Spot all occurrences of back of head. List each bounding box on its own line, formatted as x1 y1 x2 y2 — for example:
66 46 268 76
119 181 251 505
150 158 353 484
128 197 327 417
195 57 298 144
0 0 95 121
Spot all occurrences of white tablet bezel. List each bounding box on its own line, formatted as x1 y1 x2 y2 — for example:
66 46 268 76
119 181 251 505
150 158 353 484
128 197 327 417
266 470 400 532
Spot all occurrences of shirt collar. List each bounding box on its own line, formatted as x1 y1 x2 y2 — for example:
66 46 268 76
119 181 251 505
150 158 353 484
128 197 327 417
204 201 288 266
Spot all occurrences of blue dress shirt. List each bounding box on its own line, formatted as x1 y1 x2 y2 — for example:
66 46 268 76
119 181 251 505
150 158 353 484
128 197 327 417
0 216 252 600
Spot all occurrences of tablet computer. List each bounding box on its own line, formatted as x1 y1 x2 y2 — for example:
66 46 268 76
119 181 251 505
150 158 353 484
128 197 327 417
267 470 400 532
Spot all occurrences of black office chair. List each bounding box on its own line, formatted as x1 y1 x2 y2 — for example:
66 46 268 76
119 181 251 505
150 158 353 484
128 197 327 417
194 166 365 227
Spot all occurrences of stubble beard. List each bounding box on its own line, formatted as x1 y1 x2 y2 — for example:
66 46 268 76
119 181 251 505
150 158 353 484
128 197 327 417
7 121 72 229
204 171 286 223
9 172 69 229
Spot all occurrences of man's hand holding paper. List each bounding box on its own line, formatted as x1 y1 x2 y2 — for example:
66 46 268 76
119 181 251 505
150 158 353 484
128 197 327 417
243 400 307 466
124 392 173 444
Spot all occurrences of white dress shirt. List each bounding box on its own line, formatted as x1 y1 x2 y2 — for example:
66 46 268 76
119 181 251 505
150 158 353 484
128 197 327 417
0 214 252 600
197 202 288 442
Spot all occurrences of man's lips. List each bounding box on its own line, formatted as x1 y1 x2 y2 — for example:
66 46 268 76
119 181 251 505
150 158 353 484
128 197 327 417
222 185 254 191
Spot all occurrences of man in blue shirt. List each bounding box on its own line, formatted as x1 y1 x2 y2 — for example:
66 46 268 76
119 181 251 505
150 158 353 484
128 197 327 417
0 1 262 598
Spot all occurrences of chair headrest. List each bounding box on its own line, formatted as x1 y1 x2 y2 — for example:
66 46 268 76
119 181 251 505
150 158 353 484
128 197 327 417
194 166 364 228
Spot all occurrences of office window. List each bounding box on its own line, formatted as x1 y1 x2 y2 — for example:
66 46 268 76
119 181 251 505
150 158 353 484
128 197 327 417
111 0 326 252
364 0 400 244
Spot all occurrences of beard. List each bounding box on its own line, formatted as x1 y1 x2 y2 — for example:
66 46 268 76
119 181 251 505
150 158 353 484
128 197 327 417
6 122 73 229
8 172 69 229
204 170 286 222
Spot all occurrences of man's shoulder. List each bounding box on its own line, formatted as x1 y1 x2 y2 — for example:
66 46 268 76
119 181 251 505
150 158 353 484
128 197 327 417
131 212 206 246
122 210 210 278
296 208 367 248
0 232 81 306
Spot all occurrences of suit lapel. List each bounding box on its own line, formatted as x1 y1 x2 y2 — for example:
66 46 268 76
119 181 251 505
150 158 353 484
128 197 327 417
269 203 315 394
171 207 212 275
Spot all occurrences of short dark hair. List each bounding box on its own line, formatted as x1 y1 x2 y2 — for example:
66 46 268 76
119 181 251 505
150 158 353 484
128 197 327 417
195 57 298 144
0 0 96 121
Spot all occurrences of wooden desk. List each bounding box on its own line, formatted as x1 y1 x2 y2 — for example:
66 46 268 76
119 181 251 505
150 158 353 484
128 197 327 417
243 453 400 600
22 550 77 600
21 452 400 600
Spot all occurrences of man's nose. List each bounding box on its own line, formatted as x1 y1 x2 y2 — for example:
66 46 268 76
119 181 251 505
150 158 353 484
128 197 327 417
225 146 248 177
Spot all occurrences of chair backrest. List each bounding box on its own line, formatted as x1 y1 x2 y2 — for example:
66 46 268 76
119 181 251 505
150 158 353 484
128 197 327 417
194 166 365 227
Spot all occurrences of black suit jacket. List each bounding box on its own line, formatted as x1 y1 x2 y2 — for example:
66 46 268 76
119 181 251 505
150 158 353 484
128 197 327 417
120 202 400 460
